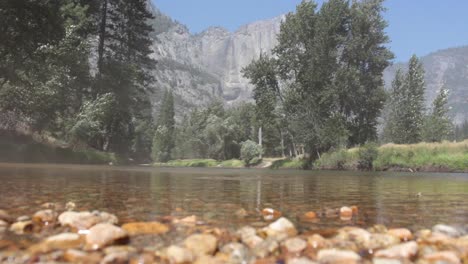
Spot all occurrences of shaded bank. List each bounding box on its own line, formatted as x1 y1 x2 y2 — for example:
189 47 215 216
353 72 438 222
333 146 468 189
0 131 116 165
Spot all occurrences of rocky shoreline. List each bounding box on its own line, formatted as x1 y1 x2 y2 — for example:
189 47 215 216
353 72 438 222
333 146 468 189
0 203 467 264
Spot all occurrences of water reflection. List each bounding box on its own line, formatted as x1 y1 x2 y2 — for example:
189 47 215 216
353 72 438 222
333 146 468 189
0 164 467 231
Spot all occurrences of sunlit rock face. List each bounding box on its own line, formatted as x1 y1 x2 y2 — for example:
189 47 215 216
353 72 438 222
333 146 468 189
147 2 283 115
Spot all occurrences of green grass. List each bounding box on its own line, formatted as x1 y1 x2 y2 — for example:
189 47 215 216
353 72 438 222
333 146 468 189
220 159 245 168
271 158 306 169
315 140 468 172
156 159 247 168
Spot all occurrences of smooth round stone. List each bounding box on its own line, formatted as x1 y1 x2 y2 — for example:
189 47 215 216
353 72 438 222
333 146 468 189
166 245 194 263
307 234 329 249
59 211 118 230
220 242 250 263
287 257 318 264
283 237 307 253
9 221 33 235
121 222 169 236
29 233 83 254
237 226 264 249
263 217 297 239
184 234 218 256
374 241 418 259
64 249 102 264
433 224 462 238
194 255 226 264
85 223 128 250
235 208 248 218
340 207 353 218
101 252 129 264
317 249 361 264
387 228 413 241
0 210 13 223
253 238 279 258
33 209 58 225
422 251 461 264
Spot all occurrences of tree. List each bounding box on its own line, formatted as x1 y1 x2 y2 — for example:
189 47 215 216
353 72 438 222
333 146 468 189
240 140 263 166
384 55 426 144
152 89 175 162
422 88 453 142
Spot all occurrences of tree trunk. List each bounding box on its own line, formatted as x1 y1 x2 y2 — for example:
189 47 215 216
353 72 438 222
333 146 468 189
97 0 108 79
258 126 263 159
279 129 285 158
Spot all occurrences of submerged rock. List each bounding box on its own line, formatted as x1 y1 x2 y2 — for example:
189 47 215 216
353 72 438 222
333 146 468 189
101 251 130 264
0 210 13 223
287 257 318 264
317 249 361 263
387 228 413 241
220 242 250 264
184 233 218 256
253 238 279 258
374 241 418 259
433 224 463 238
9 221 33 235
121 221 169 236
85 223 128 250
283 237 307 254
166 245 194 263
64 249 102 264
29 233 83 254
339 207 353 218
263 217 297 239
32 209 58 225
58 211 118 230
237 226 264 249
422 251 461 264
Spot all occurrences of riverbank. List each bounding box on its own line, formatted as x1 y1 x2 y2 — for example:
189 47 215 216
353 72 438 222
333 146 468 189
316 140 468 173
0 131 116 165
0 204 466 263
154 140 468 172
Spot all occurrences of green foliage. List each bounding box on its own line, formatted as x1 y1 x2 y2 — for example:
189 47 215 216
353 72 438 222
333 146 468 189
271 159 306 170
244 0 393 161
357 143 379 170
240 140 263 166
385 56 426 144
152 90 175 162
314 149 354 170
422 89 453 142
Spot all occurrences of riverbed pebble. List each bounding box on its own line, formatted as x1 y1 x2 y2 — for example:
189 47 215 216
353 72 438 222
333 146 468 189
32 209 58 225
339 206 353 218
388 228 413 241
0 210 13 223
85 223 128 250
375 241 418 259
166 245 194 263
184 233 218 256
29 233 83 254
9 221 33 234
283 237 307 253
433 224 463 238
0 205 466 264
58 211 118 230
263 217 297 239
317 248 361 263
121 221 169 236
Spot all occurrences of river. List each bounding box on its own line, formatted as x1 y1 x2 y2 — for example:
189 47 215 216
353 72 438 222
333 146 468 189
0 163 467 231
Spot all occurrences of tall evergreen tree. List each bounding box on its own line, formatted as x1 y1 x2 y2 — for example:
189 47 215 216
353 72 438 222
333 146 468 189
422 88 452 142
152 89 175 162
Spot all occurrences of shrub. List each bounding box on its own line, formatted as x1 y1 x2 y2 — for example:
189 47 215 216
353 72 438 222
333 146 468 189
240 140 262 166
358 143 379 170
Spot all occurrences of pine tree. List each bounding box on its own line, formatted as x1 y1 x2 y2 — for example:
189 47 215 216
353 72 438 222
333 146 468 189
384 69 406 143
422 88 453 142
152 89 175 162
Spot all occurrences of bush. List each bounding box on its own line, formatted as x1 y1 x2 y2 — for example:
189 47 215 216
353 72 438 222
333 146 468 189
314 149 351 170
240 140 262 166
357 143 379 170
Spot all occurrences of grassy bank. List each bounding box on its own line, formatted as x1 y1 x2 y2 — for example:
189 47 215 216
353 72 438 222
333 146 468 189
0 131 117 165
154 159 245 168
316 140 468 172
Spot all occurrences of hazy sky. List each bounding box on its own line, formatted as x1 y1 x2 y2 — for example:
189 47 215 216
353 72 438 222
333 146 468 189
153 0 468 62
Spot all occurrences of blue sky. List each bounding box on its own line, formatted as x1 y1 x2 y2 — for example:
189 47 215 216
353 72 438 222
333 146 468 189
153 0 468 62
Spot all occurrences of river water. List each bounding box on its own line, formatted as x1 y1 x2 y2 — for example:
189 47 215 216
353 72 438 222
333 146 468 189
0 163 467 231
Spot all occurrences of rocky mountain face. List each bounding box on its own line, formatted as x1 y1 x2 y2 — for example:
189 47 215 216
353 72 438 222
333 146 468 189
148 3 468 123
147 3 283 115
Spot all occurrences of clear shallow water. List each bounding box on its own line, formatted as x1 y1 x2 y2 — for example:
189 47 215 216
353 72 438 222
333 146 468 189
0 163 467 231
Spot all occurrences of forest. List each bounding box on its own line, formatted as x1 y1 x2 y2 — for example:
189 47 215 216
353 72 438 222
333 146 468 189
1 0 467 167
